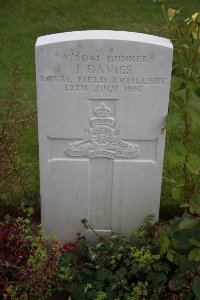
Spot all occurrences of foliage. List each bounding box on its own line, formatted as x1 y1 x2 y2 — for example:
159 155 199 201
54 215 200 299
155 1 200 203
56 218 158 299
157 197 200 299
0 204 61 299
0 63 35 203
1 207 200 299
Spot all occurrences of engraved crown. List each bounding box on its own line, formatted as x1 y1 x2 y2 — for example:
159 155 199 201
94 103 111 117
90 103 115 128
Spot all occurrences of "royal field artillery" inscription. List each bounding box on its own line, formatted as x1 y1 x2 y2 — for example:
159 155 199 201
39 48 168 94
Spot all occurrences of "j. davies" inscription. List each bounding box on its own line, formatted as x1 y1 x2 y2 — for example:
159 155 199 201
39 49 167 94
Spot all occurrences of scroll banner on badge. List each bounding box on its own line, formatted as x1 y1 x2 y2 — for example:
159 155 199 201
65 147 139 159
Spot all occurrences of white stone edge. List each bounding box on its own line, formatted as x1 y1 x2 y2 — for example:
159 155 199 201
35 30 173 49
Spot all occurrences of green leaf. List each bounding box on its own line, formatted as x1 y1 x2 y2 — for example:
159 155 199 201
147 272 167 288
158 235 171 254
195 248 200 261
167 152 184 165
188 108 200 130
176 181 185 188
188 239 200 247
173 95 184 109
179 255 200 273
186 154 200 175
171 77 186 92
172 230 192 250
180 203 191 208
171 187 181 200
167 249 176 262
189 206 196 214
153 262 170 273
96 270 111 281
144 214 155 225
187 80 197 90
188 248 200 261
166 110 181 129
167 143 186 166
179 218 198 230
192 280 200 299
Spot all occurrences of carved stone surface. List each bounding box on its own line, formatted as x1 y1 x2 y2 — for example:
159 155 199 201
36 30 173 243
65 103 140 159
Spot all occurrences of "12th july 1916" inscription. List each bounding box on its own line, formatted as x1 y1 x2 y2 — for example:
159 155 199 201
39 49 167 93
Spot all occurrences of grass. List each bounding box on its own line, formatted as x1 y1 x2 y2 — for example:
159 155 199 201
0 0 200 207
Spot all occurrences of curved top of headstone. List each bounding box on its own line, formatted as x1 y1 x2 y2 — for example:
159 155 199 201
36 30 172 49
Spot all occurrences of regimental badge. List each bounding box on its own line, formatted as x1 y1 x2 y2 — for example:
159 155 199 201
65 103 140 159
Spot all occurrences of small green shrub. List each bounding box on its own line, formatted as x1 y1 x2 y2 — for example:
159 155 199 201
56 218 158 299
155 1 200 204
55 214 200 299
156 215 200 298
0 204 61 299
1 207 200 299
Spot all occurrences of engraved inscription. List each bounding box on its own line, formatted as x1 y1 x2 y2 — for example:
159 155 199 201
60 52 100 62
107 55 149 63
65 84 88 92
86 64 134 74
59 51 151 64
39 47 168 94
65 103 140 159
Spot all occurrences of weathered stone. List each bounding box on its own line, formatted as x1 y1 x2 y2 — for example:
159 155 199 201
35 30 173 243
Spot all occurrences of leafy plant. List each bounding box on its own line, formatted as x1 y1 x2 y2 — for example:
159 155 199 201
157 199 200 299
55 216 200 299
155 1 200 204
56 219 162 300
0 63 35 203
0 204 61 299
1 209 200 299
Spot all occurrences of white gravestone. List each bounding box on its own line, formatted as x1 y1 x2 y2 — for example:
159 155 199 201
36 31 173 243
